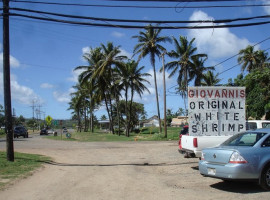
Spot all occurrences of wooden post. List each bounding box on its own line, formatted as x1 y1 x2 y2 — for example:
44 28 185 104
3 0 14 161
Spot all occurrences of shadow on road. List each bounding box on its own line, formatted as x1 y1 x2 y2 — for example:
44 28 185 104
210 181 266 194
44 160 198 167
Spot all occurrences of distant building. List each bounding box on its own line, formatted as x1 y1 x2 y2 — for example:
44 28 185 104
143 115 160 127
171 116 188 127
98 120 110 130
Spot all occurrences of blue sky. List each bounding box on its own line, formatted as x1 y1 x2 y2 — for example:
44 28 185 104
0 0 270 120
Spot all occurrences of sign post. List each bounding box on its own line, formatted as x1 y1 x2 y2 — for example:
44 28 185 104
188 86 246 136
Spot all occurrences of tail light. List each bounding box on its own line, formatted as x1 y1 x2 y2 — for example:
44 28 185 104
229 151 247 164
201 152 205 160
193 138 198 148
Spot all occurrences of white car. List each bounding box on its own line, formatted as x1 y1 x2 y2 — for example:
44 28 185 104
47 129 57 135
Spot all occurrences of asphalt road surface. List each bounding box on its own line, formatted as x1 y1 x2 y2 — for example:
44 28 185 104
0 134 269 200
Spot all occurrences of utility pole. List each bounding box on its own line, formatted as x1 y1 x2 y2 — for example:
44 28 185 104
3 0 14 161
30 99 36 120
162 51 167 138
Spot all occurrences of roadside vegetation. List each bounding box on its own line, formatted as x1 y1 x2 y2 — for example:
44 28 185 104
68 25 270 140
47 127 180 142
0 151 50 190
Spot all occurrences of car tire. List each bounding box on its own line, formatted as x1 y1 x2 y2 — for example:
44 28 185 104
260 163 270 190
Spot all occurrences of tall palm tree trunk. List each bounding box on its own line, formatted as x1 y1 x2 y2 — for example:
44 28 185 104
124 88 129 136
151 56 162 134
103 91 113 133
127 89 135 137
77 110 82 132
108 94 115 134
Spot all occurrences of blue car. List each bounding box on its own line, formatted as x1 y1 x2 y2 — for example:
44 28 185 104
199 129 270 190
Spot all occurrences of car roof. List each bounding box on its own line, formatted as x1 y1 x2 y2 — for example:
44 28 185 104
249 128 270 133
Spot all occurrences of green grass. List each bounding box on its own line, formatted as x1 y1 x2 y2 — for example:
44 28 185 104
0 151 51 190
46 127 181 142
0 130 5 138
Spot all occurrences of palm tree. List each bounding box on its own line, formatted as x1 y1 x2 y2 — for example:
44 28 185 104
256 50 270 69
117 60 151 136
74 47 103 132
96 42 127 134
189 56 214 86
165 36 207 91
238 45 270 72
132 24 171 133
165 36 206 112
68 84 88 132
127 61 151 137
201 71 221 86
238 45 258 72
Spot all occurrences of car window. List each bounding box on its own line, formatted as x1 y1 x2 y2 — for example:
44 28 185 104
222 132 267 146
262 123 270 128
246 122 257 130
262 136 270 147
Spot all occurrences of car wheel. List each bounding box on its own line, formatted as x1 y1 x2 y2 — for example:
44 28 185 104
260 163 270 190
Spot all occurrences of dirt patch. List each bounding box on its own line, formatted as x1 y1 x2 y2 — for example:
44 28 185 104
0 135 269 199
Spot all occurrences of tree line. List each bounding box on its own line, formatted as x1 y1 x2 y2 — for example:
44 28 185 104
68 24 270 136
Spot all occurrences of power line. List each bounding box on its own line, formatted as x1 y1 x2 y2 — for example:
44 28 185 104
8 0 270 9
214 36 270 70
8 13 270 29
219 47 270 75
9 7 270 24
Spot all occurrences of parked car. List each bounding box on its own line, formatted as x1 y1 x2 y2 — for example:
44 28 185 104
47 129 57 136
14 126 28 138
199 129 270 190
246 120 270 130
40 128 48 135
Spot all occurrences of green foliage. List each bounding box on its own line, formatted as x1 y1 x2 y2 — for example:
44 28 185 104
244 68 270 119
100 115 107 120
27 119 37 130
112 100 145 130
0 104 4 127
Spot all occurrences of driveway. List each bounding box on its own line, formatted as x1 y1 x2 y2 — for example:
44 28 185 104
0 134 269 200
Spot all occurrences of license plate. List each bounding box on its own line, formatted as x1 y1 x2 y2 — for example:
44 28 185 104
207 168 216 175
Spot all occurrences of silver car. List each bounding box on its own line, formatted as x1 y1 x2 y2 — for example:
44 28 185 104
199 129 270 190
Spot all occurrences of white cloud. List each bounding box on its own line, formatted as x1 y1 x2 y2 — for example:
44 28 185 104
40 83 54 89
82 46 90 55
53 88 75 103
0 53 20 69
187 11 250 58
53 91 70 103
263 0 270 14
120 48 132 59
111 31 125 38
0 72 42 105
67 69 85 82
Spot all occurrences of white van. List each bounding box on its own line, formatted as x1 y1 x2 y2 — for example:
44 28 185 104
246 120 270 130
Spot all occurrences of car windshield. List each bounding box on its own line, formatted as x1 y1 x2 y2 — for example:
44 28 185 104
221 132 267 147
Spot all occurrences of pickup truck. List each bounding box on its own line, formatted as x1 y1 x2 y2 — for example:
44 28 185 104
179 135 231 158
179 120 270 159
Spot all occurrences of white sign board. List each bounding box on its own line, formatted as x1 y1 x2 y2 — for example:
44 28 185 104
188 86 246 136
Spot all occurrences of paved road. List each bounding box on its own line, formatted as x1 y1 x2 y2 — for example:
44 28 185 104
0 134 269 200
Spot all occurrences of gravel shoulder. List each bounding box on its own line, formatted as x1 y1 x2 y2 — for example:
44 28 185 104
0 134 269 200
